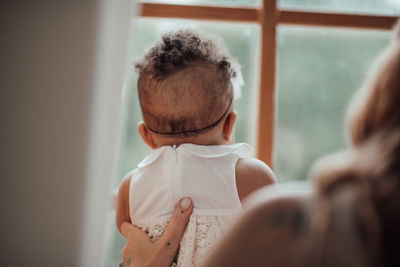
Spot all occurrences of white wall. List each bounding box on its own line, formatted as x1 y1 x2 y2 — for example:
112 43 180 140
0 1 134 266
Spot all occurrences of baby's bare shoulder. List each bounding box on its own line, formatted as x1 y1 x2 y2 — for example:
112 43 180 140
235 158 276 201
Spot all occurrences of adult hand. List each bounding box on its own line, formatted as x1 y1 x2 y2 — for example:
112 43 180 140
120 197 193 267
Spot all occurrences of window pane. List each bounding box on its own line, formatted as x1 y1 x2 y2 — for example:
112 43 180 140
141 0 261 7
279 0 400 16
104 18 260 267
275 26 390 183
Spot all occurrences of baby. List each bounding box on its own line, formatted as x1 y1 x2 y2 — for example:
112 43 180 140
116 29 275 266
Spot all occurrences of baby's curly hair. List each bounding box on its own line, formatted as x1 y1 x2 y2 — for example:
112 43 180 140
135 29 239 135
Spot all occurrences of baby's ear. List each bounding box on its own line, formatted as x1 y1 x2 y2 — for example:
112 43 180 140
138 121 159 149
223 111 237 143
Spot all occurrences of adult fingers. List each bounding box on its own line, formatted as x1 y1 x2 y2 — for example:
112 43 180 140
120 221 143 239
120 221 153 264
119 199 193 267
165 197 193 240
158 198 193 256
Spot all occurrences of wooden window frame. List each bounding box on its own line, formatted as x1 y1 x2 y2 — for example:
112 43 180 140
139 1 398 167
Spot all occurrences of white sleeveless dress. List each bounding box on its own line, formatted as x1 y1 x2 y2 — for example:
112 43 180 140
128 143 252 266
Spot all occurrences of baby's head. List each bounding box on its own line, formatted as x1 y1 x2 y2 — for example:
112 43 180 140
135 29 241 148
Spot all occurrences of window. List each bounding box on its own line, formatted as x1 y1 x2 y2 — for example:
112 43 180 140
275 26 390 182
104 1 398 266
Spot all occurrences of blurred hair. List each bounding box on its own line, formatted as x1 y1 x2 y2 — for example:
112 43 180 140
307 130 400 267
346 20 400 146
305 21 400 266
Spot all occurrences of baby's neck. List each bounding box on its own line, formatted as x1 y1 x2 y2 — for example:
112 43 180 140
154 129 227 148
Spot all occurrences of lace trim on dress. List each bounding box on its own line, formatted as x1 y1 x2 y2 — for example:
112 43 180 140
140 213 239 267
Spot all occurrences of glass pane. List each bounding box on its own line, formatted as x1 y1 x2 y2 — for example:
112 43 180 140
279 0 400 16
275 26 390 183
141 0 261 7
104 18 260 267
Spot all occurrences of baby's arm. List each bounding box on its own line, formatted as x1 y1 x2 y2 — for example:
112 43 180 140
116 175 132 234
235 158 276 201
